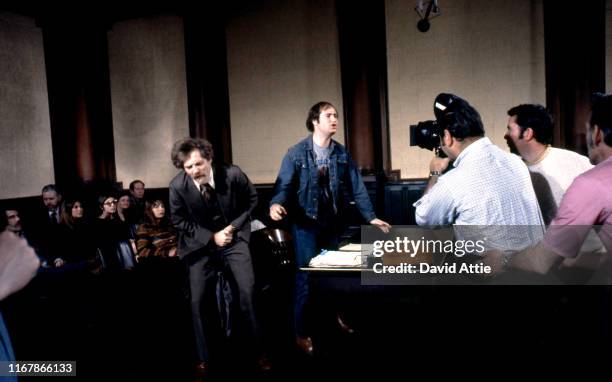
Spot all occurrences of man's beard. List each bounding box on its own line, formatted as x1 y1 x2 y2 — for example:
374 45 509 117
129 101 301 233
195 176 208 185
505 137 520 155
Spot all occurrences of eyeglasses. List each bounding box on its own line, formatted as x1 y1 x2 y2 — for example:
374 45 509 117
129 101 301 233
103 200 118 206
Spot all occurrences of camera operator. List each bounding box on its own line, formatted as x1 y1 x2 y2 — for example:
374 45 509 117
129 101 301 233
412 93 544 250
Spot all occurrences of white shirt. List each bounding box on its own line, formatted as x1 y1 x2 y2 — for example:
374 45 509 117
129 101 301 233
414 137 545 251
48 208 60 223
192 167 215 192
527 147 593 223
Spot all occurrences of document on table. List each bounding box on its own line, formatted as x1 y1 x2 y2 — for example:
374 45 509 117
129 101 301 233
308 250 363 267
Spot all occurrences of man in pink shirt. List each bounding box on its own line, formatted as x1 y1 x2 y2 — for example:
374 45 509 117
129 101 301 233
490 93 612 274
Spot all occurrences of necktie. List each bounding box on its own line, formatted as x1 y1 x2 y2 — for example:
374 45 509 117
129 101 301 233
201 184 213 203
50 211 58 224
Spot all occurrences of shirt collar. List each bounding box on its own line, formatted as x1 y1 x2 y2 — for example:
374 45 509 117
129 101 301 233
307 134 335 152
453 137 490 168
192 166 215 191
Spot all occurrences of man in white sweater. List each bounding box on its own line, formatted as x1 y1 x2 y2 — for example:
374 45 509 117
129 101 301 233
505 104 593 225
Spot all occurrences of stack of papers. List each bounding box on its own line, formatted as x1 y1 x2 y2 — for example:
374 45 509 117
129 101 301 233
308 250 363 268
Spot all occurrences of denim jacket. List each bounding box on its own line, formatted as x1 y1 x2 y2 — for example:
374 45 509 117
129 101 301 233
270 135 376 223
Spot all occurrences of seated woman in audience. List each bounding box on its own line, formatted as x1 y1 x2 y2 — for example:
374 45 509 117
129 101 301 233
57 198 97 268
93 194 136 271
136 200 177 262
116 191 132 223
117 190 138 251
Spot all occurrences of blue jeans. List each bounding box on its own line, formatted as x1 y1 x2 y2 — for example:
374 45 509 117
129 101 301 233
292 221 338 337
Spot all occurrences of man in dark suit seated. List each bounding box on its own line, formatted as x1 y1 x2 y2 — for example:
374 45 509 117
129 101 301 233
30 184 65 268
168 138 271 377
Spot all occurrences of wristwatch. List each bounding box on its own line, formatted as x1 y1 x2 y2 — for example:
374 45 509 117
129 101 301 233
429 170 442 177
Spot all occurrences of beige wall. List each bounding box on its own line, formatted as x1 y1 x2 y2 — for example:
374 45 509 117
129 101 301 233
108 16 189 189
386 0 546 178
607 0 612 92
0 13 53 199
227 0 345 184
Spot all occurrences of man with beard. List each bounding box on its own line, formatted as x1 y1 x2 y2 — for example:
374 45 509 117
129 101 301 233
31 185 65 268
2 209 27 240
505 104 592 224
489 93 612 274
169 138 271 376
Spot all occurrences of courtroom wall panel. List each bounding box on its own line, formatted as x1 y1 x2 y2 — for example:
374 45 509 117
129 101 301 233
0 13 54 199
108 15 189 189
227 0 345 184
386 0 546 179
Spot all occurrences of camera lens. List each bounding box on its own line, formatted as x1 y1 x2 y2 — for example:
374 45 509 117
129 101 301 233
410 120 440 151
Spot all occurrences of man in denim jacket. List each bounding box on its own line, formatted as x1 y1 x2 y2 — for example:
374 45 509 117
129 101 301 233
269 101 390 355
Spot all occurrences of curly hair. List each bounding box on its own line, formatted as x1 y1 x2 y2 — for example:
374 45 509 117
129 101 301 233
170 138 214 169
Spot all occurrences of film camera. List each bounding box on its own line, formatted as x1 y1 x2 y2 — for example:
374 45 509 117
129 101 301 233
410 119 443 153
409 93 461 157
